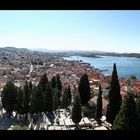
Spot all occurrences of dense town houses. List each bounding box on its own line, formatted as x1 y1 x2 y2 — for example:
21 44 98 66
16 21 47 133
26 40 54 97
0 47 140 130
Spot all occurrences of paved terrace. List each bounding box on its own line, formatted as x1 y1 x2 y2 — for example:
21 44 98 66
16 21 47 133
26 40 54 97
0 108 111 130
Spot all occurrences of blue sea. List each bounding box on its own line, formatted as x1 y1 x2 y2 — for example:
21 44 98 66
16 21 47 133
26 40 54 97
63 56 140 79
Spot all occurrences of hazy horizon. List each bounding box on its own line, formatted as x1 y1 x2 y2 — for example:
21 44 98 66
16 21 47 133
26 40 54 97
0 10 140 53
1 46 140 54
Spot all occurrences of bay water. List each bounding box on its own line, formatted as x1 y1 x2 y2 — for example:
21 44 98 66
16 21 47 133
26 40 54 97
63 56 140 79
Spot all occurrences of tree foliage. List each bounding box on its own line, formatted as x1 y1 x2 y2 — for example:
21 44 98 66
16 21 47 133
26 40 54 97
56 74 62 92
136 96 140 129
136 96 140 115
106 63 122 124
51 76 56 89
23 81 30 115
16 87 24 115
95 84 102 121
112 92 137 130
130 74 137 80
29 80 32 92
72 93 82 126
44 82 53 112
52 87 60 110
81 106 89 117
38 73 48 93
67 85 72 103
61 87 71 108
78 73 91 105
31 85 44 114
2 80 17 116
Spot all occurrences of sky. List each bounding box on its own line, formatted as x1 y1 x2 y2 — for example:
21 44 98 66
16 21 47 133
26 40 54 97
0 10 140 53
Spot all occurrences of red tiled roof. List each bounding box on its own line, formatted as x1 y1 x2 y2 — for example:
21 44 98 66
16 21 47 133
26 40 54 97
89 96 108 110
101 82 109 89
131 81 140 93
120 86 126 92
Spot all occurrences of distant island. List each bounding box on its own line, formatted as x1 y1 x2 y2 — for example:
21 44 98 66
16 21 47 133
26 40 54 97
95 52 140 58
50 51 140 59
53 51 140 59
1 47 140 58
77 54 101 58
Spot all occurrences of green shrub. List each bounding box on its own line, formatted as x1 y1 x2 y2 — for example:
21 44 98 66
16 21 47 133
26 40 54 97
130 75 137 80
12 125 29 130
81 106 89 117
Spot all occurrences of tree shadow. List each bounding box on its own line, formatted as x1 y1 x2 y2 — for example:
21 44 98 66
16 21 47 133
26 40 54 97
96 119 102 126
0 114 17 130
46 112 55 124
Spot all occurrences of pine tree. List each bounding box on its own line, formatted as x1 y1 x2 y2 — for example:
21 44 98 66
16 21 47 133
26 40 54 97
72 93 82 129
112 92 137 130
51 76 56 89
106 63 122 124
16 87 24 115
95 84 102 123
44 82 53 112
38 73 48 93
78 73 91 105
2 81 17 116
23 80 30 119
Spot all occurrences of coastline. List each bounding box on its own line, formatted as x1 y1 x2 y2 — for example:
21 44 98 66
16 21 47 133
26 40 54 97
62 56 111 80
62 55 140 80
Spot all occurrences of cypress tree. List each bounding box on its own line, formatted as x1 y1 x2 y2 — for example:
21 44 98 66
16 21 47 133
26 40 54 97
56 74 62 105
136 96 140 129
23 80 30 119
106 63 122 124
31 85 44 114
78 73 91 105
72 93 82 129
38 73 48 93
51 76 56 89
136 96 140 115
44 82 53 112
37 84 44 113
61 87 70 109
68 85 72 104
30 85 36 114
29 80 32 92
52 87 60 110
2 80 17 116
95 84 102 123
56 74 62 92
16 87 24 115
112 92 137 130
